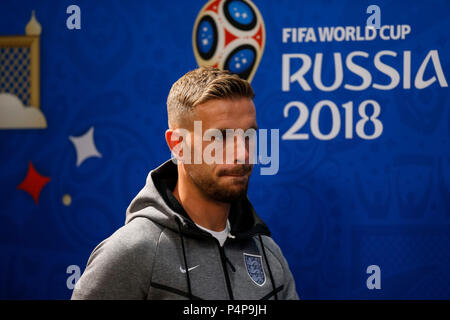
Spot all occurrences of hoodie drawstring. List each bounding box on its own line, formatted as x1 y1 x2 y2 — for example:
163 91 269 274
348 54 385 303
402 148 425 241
225 256 236 272
175 217 275 300
258 234 278 300
175 217 193 300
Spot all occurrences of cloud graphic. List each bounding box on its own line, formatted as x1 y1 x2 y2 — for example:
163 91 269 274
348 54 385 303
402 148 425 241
0 93 47 129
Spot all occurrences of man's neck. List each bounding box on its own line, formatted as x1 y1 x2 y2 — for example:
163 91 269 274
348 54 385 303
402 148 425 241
173 166 230 232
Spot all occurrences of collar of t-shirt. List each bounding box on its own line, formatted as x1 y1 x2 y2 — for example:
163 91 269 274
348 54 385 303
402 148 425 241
195 219 230 247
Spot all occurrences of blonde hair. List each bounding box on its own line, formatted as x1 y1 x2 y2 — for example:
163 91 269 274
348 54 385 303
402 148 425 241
167 67 255 128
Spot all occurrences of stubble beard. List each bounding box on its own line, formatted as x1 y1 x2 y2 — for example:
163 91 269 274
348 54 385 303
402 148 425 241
187 165 252 203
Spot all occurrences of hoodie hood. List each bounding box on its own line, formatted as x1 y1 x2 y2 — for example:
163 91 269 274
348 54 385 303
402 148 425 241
125 159 270 239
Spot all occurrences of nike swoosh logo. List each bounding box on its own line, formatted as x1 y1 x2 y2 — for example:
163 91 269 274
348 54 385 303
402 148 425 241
179 265 200 273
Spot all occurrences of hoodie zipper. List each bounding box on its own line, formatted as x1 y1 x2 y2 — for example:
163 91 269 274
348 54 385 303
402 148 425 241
217 243 234 300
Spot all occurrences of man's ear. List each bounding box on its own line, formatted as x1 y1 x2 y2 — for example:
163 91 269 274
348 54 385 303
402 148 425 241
165 128 188 161
165 129 180 152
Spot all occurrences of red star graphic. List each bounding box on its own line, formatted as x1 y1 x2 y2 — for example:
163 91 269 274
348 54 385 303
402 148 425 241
17 161 51 205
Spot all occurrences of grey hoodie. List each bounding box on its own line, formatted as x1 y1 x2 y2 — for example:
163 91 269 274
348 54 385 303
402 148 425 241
71 160 299 300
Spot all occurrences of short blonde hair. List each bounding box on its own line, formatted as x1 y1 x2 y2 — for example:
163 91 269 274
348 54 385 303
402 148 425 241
167 67 255 128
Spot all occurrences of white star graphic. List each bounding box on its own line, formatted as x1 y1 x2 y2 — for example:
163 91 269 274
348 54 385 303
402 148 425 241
69 126 102 167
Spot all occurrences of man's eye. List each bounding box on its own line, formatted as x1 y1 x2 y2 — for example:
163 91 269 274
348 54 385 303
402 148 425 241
213 135 223 142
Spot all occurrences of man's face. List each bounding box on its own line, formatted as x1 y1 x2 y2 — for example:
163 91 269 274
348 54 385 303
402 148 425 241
183 97 257 203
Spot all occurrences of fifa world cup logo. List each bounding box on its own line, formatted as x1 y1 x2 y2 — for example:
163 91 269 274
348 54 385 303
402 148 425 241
193 0 265 82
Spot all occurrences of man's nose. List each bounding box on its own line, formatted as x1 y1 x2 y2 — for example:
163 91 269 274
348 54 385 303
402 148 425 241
234 135 249 164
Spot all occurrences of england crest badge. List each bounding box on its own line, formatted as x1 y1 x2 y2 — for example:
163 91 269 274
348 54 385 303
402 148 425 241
243 253 266 286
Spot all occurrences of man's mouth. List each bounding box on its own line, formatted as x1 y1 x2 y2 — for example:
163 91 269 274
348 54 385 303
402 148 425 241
224 173 248 177
219 165 253 177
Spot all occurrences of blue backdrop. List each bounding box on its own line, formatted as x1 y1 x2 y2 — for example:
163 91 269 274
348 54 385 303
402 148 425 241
0 0 449 299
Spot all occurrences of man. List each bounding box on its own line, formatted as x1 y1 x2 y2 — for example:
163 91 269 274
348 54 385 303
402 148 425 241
72 67 299 300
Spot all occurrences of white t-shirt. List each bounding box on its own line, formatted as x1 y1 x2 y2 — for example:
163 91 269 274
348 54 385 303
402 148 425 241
195 219 230 247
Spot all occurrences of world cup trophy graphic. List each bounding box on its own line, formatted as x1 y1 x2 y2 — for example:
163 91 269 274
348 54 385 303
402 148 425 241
193 0 265 83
